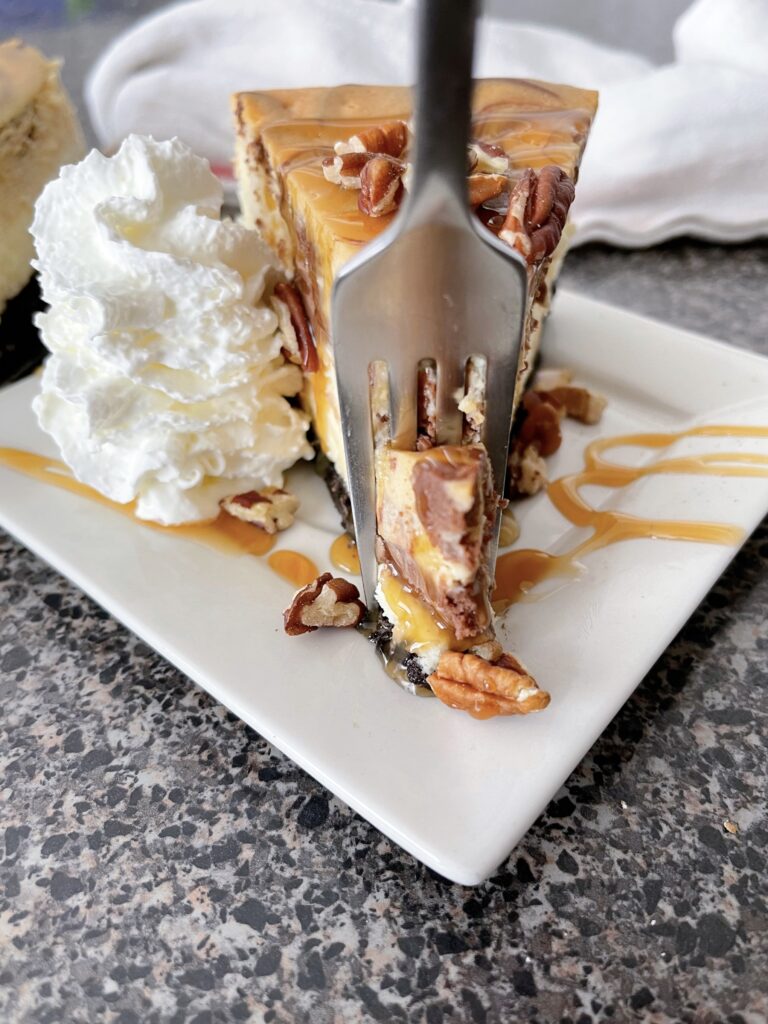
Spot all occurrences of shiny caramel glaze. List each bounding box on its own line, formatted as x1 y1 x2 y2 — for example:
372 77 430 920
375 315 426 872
233 81 598 470
234 80 597 285
0 448 277 557
330 532 361 574
493 426 768 609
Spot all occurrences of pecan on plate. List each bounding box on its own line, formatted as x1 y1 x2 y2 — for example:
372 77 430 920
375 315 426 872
428 650 550 720
531 367 573 391
517 391 563 457
272 281 319 373
221 488 298 534
508 444 548 497
507 391 563 497
284 573 367 636
535 385 607 426
499 165 575 264
358 155 406 218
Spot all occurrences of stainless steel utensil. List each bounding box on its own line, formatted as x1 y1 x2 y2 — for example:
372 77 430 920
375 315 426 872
332 0 529 608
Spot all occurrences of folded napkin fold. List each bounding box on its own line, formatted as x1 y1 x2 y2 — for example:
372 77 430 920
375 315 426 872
86 0 768 247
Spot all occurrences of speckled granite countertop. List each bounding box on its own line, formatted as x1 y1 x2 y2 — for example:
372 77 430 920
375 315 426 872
0 240 766 1023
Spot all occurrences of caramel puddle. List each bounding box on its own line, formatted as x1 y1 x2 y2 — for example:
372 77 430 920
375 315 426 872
267 550 319 588
330 532 361 574
493 425 768 610
0 448 275 557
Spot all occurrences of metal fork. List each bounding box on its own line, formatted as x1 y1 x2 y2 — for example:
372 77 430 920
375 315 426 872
332 0 529 609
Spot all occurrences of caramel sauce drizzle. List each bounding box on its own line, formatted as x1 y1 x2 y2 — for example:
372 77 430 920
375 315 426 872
330 532 361 574
264 94 591 251
0 448 277 556
6 422 765 617
493 426 768 610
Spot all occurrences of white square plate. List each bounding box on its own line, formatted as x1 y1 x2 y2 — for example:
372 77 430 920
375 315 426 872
2 290 767 885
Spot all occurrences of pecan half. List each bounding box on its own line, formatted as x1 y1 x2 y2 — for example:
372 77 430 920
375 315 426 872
427 650 550 719
221 488 298 534
272 281 319 373
500 166 575 264
284 573 367 636
335 121 409 159
468 172 509 208
322 151 370 189
358 155 405 217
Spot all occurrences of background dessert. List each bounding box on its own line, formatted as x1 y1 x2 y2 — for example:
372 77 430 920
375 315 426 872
31 134 311 524
0 39 84 318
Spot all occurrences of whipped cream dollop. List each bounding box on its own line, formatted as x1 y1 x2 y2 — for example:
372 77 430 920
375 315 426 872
31 135 311 524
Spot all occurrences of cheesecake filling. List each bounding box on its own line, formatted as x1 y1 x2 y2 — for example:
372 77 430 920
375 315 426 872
373 443 498 675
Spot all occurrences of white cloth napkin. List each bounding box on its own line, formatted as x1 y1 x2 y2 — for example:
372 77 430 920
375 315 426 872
86 0 768 247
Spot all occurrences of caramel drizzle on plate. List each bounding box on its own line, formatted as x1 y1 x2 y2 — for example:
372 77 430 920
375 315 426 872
267 550 319 588
330 532 361 574
4 423 767 608
0 447 279 555
493 425 768 610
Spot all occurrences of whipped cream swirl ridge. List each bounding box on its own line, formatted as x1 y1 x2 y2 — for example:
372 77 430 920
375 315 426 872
31 134 311 524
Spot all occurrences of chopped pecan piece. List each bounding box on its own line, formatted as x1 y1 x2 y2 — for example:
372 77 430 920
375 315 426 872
518 391 562 456
358 155 405 217
322 151 370 189
284 573 367 636
468 141 510 174
506 391 563 497
335 121 409 159
468 172 509 207
508 444 548 497
498 507 521 547
536 385 607 425
272 281 319 373
427 650 550 719
532 367 573 391
221 488 298 534
500 166 575 264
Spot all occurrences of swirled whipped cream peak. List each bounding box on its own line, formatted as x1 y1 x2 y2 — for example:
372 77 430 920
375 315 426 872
31 134 311 524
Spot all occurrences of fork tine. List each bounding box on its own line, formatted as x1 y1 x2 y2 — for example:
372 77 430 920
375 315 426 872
482 352 517 500
335 359 379 608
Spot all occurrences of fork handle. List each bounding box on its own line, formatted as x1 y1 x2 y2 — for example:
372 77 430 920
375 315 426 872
405 0 479 222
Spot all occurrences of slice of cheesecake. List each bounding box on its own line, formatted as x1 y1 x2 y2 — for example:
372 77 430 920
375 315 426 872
0 39 84 315
233 80 596 698
234 80 596 478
